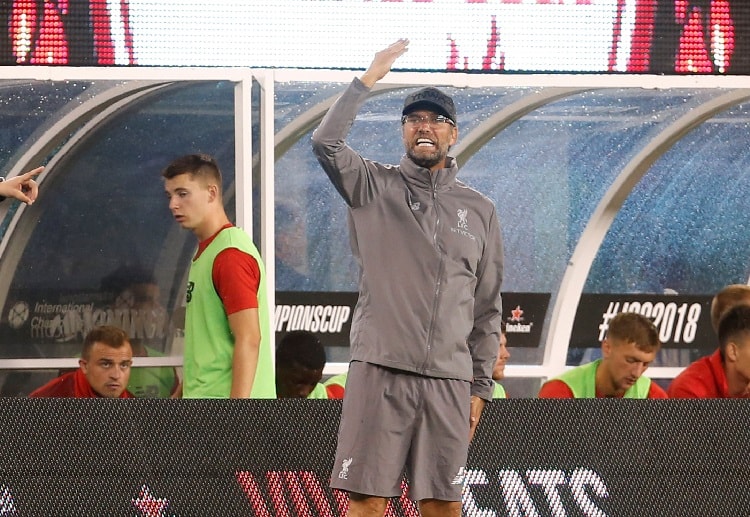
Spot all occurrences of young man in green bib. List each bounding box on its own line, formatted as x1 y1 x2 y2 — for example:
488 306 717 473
539 312 667 399
163 154 274 399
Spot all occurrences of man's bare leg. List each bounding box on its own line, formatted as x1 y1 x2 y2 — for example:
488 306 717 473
419 498 461 517
347 492 388 517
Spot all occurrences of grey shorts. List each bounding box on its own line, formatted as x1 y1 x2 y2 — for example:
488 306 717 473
330 361 471 502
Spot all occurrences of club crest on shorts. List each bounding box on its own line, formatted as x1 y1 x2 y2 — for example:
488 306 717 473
338 457 353 479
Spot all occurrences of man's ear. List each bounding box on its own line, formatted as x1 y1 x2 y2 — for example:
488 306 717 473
601 338 611 358
79 358 87 373
207 183 220 201
725 341 738 362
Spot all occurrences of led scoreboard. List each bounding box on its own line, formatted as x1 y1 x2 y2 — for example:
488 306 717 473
0 0 747 74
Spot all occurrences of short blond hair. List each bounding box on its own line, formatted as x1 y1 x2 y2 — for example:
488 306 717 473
606 312 660 353
710 284 750 332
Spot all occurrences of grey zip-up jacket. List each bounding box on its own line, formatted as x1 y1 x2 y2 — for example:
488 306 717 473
312 78 504 400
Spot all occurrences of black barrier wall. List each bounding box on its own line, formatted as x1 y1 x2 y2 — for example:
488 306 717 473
0 399 747 516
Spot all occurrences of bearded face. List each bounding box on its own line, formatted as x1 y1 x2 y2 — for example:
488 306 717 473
402 111 458 172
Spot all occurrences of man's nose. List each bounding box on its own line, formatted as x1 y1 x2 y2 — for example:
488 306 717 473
298 386 313 398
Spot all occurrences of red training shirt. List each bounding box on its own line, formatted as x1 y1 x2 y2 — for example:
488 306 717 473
29 369 134 398
667 349 750 398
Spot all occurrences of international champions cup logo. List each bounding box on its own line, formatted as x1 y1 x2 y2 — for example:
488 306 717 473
7 301 29 330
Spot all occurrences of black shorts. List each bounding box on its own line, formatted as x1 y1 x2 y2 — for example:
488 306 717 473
330 361 471 502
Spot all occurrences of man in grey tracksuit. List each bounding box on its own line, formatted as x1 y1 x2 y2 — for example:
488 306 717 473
312 39 504 517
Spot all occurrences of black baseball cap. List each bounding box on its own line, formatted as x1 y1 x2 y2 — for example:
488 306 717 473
402 87 456 125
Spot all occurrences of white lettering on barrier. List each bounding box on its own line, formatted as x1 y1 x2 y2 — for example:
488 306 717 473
462 468 609 516
570 468 609 517
461 469 497 517
0 466 612 513
526 469 567 517
498 470 541 517
274 305 351 333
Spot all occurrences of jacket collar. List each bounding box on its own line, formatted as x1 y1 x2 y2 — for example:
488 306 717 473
400 155 459 191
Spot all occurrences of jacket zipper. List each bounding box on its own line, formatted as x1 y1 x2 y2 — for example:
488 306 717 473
422 172 444 374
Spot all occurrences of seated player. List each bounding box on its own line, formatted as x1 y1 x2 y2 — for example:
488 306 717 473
29 325 134 399
276 330 328 399
539 312 666 398
668 304 750 398
109 269 180 398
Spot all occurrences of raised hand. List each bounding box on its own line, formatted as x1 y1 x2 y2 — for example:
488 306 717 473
360 38 410 88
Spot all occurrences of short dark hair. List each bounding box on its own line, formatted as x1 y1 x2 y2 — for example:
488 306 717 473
82 326 130 360
718 305 750 356
606 312 660 352
276 331 326 370
161 153 222 185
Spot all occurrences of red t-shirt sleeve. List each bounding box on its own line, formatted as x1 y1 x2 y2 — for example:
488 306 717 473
538 379 575 398
648 381 669 399
667 372 703 398
326 384 345 399
212 248 260 315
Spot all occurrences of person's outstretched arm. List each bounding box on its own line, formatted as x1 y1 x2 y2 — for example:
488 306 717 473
311 39 409 208
0 166 44 204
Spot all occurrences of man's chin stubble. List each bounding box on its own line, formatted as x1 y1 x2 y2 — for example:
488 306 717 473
407 149 441 170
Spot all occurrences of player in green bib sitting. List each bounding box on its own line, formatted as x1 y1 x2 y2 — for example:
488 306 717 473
539 312 667 399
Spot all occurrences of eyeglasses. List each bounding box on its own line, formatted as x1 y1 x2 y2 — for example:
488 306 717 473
401 113 455 128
